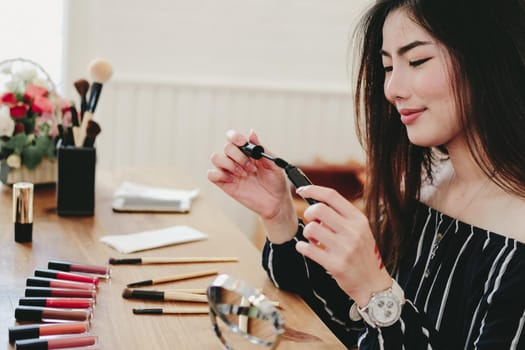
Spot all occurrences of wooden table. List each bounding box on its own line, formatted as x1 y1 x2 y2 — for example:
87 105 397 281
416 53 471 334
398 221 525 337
0 168 344 349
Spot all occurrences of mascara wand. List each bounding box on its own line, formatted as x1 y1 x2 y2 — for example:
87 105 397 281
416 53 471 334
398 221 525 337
239 142 318 205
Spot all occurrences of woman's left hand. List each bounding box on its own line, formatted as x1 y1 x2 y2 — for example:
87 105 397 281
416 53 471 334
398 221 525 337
295 185 392 307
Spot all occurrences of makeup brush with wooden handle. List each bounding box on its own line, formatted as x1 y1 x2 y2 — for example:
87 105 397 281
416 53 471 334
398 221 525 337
82 120 101 148
76 59 113 147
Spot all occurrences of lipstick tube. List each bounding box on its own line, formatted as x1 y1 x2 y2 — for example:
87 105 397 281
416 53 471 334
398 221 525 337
25 287 97 300
13 182 34 243
15 334 97 350
26 277 96 291
8 321 88 343
48 259 111 278
19 297 93 309
15 306 92 322
35 269 99 286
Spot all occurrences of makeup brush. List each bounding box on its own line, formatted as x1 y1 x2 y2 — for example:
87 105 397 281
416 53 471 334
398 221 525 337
126 269 217 288
87 58 113 114
69 102 80 127
109 256 238 265
82 120 101 148
240 142 318 205
76 59 112 147
132 307 210 315
122 288 208 302
73 79 90 119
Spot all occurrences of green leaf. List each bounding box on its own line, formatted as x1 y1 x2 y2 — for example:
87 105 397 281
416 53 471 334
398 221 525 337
25 134 35 145
3 133 27 154
34 135 55 159
22 144 44 169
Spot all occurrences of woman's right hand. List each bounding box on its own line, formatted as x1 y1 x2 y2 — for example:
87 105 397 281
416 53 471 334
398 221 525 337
208 130 298 243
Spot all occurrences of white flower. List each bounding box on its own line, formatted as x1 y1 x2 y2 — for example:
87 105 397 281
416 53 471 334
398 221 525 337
32 78 49 89
13 66 37 82
1 62 12 74
6 153 21 168
5 80 19 92
0 106 14 137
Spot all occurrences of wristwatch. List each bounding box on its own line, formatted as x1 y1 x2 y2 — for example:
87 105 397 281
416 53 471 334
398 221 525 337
349 278 405 328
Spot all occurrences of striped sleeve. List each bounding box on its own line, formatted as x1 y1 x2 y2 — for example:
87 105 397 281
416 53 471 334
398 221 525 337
261 220 363 348
357 244 525 349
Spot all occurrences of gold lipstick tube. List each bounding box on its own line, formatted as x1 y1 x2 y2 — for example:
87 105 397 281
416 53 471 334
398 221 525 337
13 182 34 243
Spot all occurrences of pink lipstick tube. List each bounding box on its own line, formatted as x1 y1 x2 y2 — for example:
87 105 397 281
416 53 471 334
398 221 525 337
8 321 89 343
34 269 99 286
48 260 111 278
13 182 34 243
15 334 97 350
15 306 92 322
26 277 96 291
19 297 94 309
25 287 97 300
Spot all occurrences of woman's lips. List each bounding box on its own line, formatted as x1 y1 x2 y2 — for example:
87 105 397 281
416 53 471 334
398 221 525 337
399 108 426 125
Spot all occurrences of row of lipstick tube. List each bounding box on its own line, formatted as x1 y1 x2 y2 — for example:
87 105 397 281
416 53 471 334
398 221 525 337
9 259 110 350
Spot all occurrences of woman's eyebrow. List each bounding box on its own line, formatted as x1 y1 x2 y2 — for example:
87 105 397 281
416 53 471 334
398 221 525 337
380 40 433 57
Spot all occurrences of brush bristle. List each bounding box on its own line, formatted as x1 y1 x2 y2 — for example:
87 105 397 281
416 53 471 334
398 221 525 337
86 120 101 136
89 59 113 83
122 288 132 298
73 79 90 95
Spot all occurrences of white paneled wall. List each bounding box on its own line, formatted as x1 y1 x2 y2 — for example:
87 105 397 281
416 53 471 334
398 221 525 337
94 79 364 238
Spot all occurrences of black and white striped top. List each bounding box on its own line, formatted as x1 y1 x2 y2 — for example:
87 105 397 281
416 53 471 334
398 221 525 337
262 201 525 349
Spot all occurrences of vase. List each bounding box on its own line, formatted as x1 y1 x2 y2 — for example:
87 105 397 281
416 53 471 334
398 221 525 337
0 158 57 186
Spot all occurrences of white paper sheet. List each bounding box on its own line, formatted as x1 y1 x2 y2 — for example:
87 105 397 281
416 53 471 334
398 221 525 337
100 225 208 253
112 181 199 213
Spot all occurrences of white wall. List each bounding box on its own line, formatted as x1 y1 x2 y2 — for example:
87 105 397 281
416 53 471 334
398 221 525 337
62 0 371 239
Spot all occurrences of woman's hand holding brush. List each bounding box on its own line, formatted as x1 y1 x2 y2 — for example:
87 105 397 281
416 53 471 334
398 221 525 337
208 130 298 243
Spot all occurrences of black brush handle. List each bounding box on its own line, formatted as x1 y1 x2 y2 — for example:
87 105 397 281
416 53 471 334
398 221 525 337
285 165 318 205
88 82 102 113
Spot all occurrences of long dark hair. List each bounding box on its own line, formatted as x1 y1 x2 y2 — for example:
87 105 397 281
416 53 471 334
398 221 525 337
353 0 525 272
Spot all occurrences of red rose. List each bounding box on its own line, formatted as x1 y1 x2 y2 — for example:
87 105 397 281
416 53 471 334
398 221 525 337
1 92 17 105
10 104 29 118
24 83 48 101
14 122 25 134
32 96 54 115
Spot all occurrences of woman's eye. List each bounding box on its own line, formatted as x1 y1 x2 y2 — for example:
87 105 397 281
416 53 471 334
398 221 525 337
383 66 393 73
410 57 432 67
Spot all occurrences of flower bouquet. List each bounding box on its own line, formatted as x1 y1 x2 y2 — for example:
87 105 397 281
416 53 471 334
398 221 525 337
0 58 68 185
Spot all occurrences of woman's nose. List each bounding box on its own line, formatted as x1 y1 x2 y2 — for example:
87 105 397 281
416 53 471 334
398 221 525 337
384 68 410 103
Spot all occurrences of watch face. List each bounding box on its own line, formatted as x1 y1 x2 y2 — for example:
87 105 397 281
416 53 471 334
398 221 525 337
368 293 401 327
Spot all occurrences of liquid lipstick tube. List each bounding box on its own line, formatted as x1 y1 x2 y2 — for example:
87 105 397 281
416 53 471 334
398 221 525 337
25 287 97 300
15 306 92 322
8 321 88 343
15 334 97 350
34 269 99 286
13 182 34 243
48 260 111 278
26 277 96 291
19 297 93 309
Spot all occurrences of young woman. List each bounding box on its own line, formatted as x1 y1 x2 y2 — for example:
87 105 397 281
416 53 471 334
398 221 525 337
208 0 525 348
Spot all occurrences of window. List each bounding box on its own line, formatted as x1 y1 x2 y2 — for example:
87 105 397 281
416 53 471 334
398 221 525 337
0 0 65 91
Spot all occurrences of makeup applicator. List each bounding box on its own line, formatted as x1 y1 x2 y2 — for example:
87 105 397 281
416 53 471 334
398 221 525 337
82 120 101 148
73 79 90 120
75 59 113 147
87 58 113 114
239 142 318 205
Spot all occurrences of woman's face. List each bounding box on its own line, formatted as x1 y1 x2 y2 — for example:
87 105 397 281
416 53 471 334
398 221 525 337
381 9 462 147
